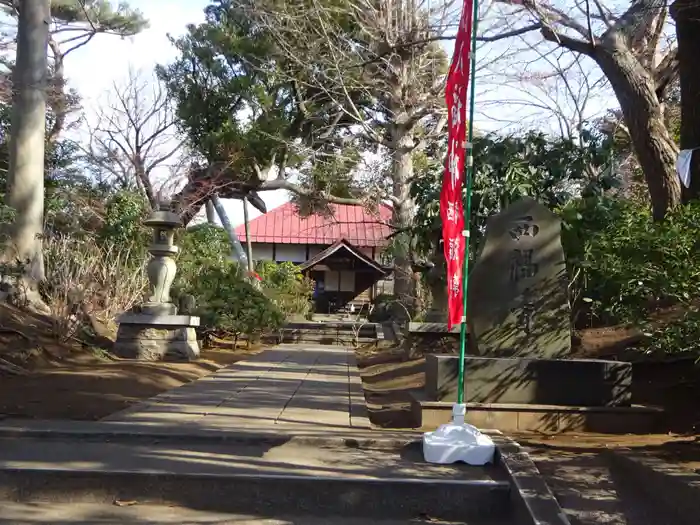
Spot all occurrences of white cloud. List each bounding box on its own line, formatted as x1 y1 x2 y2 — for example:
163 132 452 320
64 0 207 105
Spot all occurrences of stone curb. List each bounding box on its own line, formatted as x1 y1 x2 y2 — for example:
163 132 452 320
493 436 572 525
605 449 700 525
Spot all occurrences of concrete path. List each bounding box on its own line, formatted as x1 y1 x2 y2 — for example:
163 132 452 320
0 345 516 524
104 344 371 435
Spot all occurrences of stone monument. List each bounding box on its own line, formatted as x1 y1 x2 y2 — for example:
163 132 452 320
113 200 200 361
468 197 571 359
410 197 662 434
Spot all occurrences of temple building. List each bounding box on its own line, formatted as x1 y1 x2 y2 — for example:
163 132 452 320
234 202 393 313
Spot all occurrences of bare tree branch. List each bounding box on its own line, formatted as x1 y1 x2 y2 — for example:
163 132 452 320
82 68 185 207
477 22 542 42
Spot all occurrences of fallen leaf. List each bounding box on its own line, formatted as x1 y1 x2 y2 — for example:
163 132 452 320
113 499 138 507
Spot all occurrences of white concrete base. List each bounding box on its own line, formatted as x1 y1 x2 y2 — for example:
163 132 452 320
422 403 495 465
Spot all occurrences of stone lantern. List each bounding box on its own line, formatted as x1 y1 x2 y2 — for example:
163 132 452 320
142 201 181 315
113 199 200 361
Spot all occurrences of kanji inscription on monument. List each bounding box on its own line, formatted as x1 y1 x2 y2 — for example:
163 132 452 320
509 249 538 282
468 197 571 358
508 216 539 241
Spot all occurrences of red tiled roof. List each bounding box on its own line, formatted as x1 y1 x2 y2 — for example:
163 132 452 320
235 202 393 247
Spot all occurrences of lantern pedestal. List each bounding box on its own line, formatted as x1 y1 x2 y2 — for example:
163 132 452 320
113 200 200 362
422 403 495 465
114 314 200 361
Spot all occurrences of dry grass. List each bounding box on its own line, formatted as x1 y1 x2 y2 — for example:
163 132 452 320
43 235 148 340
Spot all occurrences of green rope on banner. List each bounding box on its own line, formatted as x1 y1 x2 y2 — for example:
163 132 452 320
456 0 480 406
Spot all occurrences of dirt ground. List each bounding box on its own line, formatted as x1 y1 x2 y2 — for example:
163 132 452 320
0 304 262 420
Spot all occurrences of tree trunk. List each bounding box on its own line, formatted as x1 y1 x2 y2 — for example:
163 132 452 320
425 244 448 321
134 148 156 208
671 0 700 202
243 196 254 272
210 194 249 270
205 200 217 224
593 40 681 220
46 37 66 145
390 125 415 313
5 0 50 296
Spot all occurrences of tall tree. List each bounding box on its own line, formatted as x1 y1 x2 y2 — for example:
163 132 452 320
1 1 148 142
161 0 451 305
158 1 370 219
3 0 50 307
250 0 450 303
670 0 700 202
1 0 146 307
484 0 680 220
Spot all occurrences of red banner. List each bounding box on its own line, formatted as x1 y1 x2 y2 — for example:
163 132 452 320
440 0 473 329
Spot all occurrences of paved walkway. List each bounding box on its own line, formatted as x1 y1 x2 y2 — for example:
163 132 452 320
104 344 371 435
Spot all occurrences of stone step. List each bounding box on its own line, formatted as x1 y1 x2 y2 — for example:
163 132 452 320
282 332 377 340
281 335 376 345
272 333 377 345
285 322 377 330
0 437 512 522
0 502 517 524
283 325 379 335
283 329 378 338
0 420 422 443
261 337 377 346
606 449 700 525
261 324 381 346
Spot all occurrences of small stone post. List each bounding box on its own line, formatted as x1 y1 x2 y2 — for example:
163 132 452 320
113 199 201 361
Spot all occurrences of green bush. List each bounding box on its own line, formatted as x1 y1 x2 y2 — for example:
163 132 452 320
192 263 284 342
255 261 314 318
173 229 311 335
635 310 700 356
175 223 232 292
97 191 150 256
562 197 700 328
